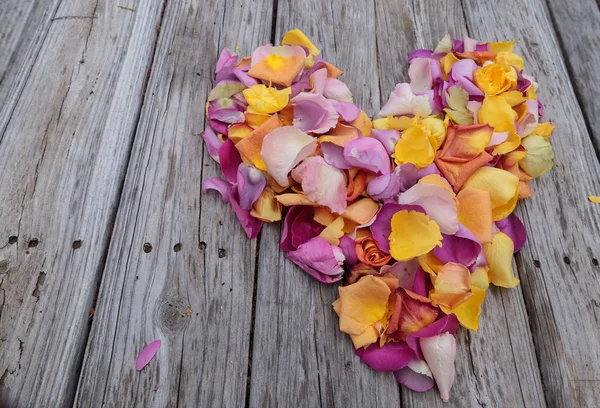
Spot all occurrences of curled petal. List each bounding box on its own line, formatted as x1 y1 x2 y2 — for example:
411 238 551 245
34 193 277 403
394 360 435 392
483 232 520 288
339 235 359 265
405 314 459 360
291 156 347 214
236 163 267 210
250 187 282 222
280 206 324 251
218 139 243 183
309 68 328 95
287 237 345 284
323 78 353 102
355 342 414 372
282 29 321 56
344 137 391 175
229 187 263 239
261 126 317 187
202 178 231 203
420 333 457 402
201 126 224 162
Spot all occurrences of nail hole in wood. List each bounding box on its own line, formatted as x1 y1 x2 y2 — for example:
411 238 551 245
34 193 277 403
28 239 39 248
533 260 541 267
8 236 17 244
72 240 82 250
143 243 152 253
563 256 570 265
218 248 227 258
593 259 599 267
199 241 207 250
173 243 182 252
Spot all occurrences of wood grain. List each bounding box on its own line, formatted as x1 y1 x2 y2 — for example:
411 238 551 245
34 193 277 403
75 0 273 406
462 0 600 405
0 0 165 405
374 1 547 406
544 0 600 151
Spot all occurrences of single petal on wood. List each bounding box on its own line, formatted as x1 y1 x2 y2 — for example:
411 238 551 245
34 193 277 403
135 340 161 371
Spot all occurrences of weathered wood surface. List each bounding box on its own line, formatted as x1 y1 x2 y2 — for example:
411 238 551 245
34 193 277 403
463 0 600 406
75 0 272 406
545 0 600 151
0 0 599 406
0 0 164 405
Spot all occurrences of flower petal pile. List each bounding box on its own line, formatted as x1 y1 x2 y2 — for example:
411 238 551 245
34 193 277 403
202 31 554 402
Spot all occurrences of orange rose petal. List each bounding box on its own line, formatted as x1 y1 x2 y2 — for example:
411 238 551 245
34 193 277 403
456 187 493 244
429 262 473 309
318 216 346 245
325 61 344 78
235 113 281 170
245 112 271 128
342 198 379 225
347 171 368 202
318 123 361 147
351 110 373 136
435 151 493 192
248 54 306 87
278 104 295 126
355 236 392 268
275 193 318 207
250 187 282 222
313 207 337 226
228 123 254 144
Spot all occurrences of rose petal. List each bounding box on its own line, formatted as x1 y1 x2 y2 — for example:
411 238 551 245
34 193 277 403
394 360 435 392
280 206 324 251
380 259 420 289
355 342 414 372
409 57 433 92
495 213 527 252
248 44 306 87
367 173 401 201
293 100 327 132
376 83 432 118
334 102 361 122
371 129 400 155
202 126 224 162
483 232 520 288
420 333 457 402
291 92 339 134
236 163 267 210
218 139 243 183
235 113 281 170
339 235 359 265
202 178 231 203
398 183 459 234
344 137 391 175
370 203 423 253
229 187 263 239
323 78 353 102
309 68 328 95
136 340 161 371
321 142 353 170
433 224 482 268
405 314 460 360
287 237 345 284
261 126 317 187
291 156 347 214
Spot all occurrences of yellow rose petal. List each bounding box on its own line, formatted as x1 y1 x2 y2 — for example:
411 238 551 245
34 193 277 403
394 125 436 168
462 167 520 221
282 28 320 56
389 210 442 261
479 95 518 131
496 51 524 71
589 195 600 204
483 232 520 288
474 64 517 95
490 41 515 53
243 84 291 114
530 122 556 140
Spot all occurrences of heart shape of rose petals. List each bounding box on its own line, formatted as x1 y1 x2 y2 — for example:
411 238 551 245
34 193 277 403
201 29 554 402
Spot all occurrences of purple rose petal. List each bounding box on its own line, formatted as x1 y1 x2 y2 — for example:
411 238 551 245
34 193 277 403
355 342 414 372
495 213 527 252
236 163 266 211
344 137 391 175
217 139 243 183
286 237 345 283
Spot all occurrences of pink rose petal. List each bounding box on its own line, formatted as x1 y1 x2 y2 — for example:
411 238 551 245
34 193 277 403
202 127 224 162
293 100 327 132
394 359 435 392
380 259 420 289
409 58 433 92
291 156 347 214
433 224 482 268
261 126 317 187
406 314 460 360
310 68 328 95
398 183 459 234
344 137 391 175
229 186 263 239
355 342 414 372
136 340 161 371
421 333 457 402
202 178 231 203
236 163 266 210
367 173 401 201
376 83 432 118
286 237 345 283
323 78 353 102
290 92 339 134
218 139 243 183
334 101 361 122
280 206 325 251
321 142 353 169
371 129 400 155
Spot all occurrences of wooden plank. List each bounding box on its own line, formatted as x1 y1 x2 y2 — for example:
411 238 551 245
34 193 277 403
248 2 402 407
0 0 165 406
74 0 273 406
545 0 600 150
374 1 547 406
461 0 600 406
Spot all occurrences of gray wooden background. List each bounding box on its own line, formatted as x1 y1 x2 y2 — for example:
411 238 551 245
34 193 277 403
0 0 599 406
